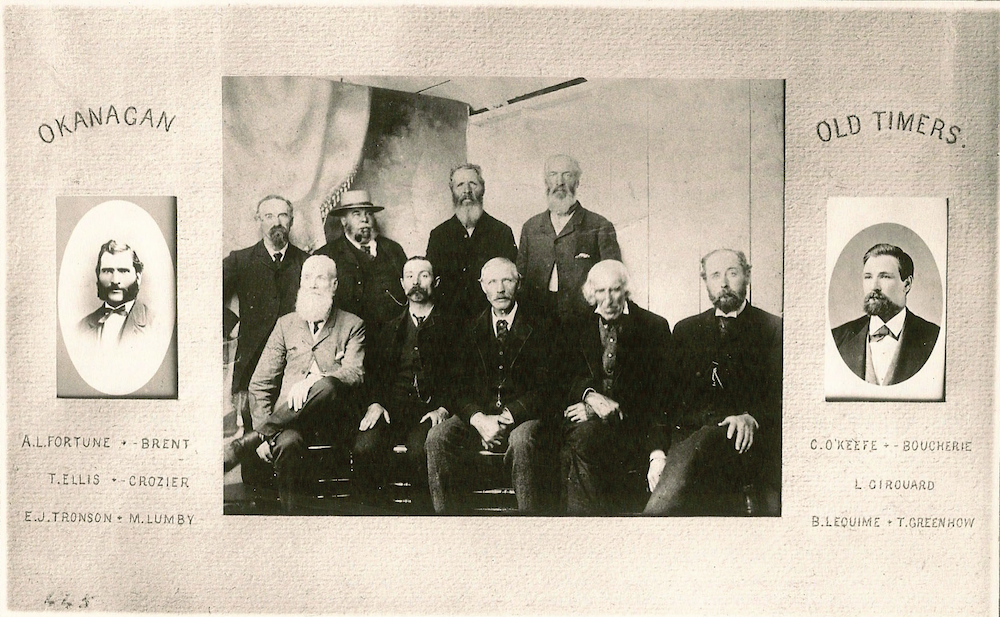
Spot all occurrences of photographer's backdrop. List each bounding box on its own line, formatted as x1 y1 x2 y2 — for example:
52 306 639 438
223 77 783 327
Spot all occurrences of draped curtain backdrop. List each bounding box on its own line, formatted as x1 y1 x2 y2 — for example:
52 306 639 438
223 76 468 256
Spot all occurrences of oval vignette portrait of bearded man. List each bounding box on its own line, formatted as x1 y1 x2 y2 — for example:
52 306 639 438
827 222 944 400
57 197 177 398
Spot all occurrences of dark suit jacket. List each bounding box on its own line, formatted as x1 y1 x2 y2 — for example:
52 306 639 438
831 310 940 385
671 305 782 433
223 240 310 393
313 234 407 326
426 212 517 323
78 300 154 345
365 307 459 413
453 305 556 426
248 306 365 429
562 301 672 456
516 202 621 320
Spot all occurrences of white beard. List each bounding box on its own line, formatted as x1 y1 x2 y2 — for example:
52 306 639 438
296 289 333 323
547 191 576 215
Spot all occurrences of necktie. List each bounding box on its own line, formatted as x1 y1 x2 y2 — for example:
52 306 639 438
414 315 425 327
312 321 321 335
361 244 372 259
718 316 735 338
870 325 894 342
272 252 282 265
496 319 509 343
97 305 128 324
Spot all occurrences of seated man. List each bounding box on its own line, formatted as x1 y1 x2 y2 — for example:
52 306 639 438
426 257 556 514
223 255 366 513
644 248 781 516
353 256 458 509
560 260 672 515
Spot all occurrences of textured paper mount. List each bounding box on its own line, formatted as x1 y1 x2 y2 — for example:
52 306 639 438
5 6 999 616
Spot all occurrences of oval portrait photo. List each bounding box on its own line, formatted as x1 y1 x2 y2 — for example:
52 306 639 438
828 221 944 395
57 197 177 397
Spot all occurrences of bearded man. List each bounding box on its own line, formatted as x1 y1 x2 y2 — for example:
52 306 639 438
78 239 153 351
426 164 517 323
516 154 621 322
224 255 365 513
313 189 407 328
644 249 782 516
351 256 460 509
223 194 310 394
831 243 940 386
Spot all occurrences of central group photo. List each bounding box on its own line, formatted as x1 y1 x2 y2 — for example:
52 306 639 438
222 77 784 517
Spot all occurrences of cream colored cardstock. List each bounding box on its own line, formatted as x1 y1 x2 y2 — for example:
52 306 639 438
5 5 998 616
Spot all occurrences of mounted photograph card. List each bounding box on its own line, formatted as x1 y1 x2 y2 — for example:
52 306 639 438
4 5 998 616
826 197 947 401
56 196 178 398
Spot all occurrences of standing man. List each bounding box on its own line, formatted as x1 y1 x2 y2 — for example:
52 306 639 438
352 256 458 509
426 164 518 323
314 189 407 328
517 154 621 322
426 258 556 514
559 260 672 515
78 239 153 352
644 249 782 516
224 255 365 512
223 194 310 396
831 243 940 386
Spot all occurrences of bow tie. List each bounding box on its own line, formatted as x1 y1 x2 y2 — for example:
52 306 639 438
870 325 898 342
98 305 128 324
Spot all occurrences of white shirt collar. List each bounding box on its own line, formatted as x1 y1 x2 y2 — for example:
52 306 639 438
103 299 136 314
347 234 377 257
869 307 907 338
491 302 518 336
411 304 434 326
715 298 747 319
593 301 630 319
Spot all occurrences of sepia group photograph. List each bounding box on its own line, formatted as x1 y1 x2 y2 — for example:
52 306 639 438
222 76 785 517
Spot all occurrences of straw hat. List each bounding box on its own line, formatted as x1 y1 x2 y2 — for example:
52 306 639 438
327 189 384 214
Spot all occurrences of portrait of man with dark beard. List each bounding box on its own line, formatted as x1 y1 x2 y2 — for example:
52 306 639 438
831 243 941 386
78 239 154 353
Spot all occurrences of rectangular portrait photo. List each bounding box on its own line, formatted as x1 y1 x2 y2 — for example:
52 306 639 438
826 196 947 401
222 77 784 517
56 196 179 398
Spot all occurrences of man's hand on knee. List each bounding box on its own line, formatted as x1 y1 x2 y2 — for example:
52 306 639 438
256 440 273 463
717 413 759 454
563 402 597 423
360 403 390 431
288 374 322 411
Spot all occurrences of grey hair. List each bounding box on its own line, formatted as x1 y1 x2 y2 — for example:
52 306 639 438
581 260 630 306
255 194 293 216
479 257 520 282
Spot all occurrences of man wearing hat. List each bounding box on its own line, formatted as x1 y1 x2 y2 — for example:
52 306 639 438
314 189 408 328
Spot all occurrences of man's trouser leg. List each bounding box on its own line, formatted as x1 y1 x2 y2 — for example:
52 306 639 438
271 429 305 513
426 416 479 514
643 424 758 516
507 420 558 514
560 418 618 515
255 376 341 439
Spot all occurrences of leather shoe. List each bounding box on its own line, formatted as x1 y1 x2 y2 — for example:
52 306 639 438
224 431 264 472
